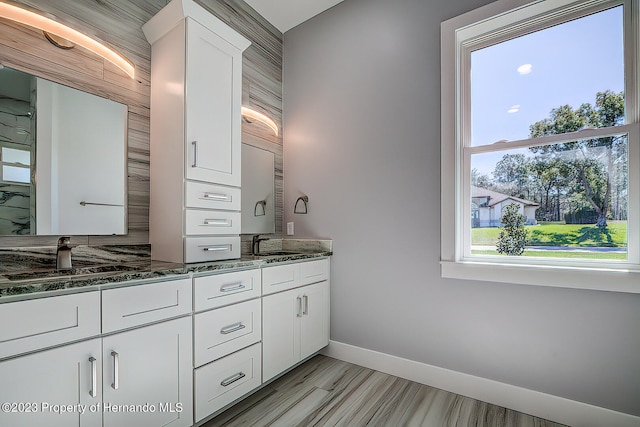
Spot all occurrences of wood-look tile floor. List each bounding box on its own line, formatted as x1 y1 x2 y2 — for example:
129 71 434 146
203 355 567 427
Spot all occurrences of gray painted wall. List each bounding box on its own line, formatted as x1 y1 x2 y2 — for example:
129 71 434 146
283 0 640 417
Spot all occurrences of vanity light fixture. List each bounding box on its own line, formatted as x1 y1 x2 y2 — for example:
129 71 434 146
0 1 135 79
241 106 278 136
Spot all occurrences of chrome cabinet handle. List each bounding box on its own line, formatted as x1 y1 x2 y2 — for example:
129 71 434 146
89 357 97 398
111 351 119 390
302 295 309 315
203 193 231 201
192 141 198 167
296 296 303 318
80 201 124 207
220 322 246 335
203 219 231 226
202 245 230 252
220 372 246 387
220 282 245 292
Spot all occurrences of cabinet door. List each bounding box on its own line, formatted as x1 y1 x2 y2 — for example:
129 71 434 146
0 339 102 427
185 18 242 187
262 287 301 382
102 317 192 427
300 281 330 360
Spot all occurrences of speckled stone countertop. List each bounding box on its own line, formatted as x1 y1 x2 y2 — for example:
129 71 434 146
0 240 332 302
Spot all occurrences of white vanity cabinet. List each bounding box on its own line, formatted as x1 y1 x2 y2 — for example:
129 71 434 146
192 269 262 423
0 292 102 427
102 317 192 427
0 338 103 427
143 0 251 263
0 277 193 427
262 260 330 382
101 278 193 427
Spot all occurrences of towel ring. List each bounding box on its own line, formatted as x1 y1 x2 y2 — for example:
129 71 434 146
254 200 266 216
294 196 308 214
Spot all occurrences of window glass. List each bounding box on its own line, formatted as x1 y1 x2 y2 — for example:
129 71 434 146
470 6 624 146
2 165 30 183
470 133 628 261
2 147 30 165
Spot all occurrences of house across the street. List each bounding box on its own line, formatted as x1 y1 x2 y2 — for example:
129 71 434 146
472 186 539 228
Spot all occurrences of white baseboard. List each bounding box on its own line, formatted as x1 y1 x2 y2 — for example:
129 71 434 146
321 340 640 427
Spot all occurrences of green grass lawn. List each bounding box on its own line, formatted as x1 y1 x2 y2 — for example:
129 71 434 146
472 221 628 248
471 249 627 260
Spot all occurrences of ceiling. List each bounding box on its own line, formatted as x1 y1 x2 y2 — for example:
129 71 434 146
243 0 345 33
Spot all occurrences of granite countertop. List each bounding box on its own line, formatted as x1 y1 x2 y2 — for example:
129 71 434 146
0 247 332 302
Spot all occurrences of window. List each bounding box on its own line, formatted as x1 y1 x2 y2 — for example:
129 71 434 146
0 146 30 184
441 0 640 293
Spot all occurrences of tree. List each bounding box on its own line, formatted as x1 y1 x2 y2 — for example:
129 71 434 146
493 153 531 198
471 168 491 188
496 203 528 256
529 90 625 227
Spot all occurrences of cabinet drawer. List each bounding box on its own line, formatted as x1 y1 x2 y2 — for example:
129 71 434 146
185 181 240 211
300 258 330 286
194 343 261 423
194 299 261 367
194 269 261 311
0 292 100 359
185 236 240 262
262 263 299 295
102 278 192 333
185 209 240 235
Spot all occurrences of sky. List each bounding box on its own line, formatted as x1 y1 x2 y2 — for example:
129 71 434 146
470 5 624 176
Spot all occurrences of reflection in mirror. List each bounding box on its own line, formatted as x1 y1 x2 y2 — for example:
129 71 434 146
0 66 127 236
0 66 35 235
241 144 275 234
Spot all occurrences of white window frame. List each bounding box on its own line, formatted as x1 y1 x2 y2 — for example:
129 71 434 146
441 0 640 293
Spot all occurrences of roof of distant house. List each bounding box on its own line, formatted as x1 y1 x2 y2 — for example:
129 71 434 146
472 186 539 207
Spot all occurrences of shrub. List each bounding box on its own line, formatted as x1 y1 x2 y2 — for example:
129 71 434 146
496 203 528 255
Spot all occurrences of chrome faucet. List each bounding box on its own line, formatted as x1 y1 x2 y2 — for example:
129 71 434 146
56 236 73 270
251 234 269 255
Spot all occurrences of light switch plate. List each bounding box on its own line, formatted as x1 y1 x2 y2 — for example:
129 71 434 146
287 222 294 235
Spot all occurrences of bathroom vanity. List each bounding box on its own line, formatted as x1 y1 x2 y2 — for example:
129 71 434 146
0 249 331 427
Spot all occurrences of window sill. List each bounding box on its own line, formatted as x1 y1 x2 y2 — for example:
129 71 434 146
440 260 640 294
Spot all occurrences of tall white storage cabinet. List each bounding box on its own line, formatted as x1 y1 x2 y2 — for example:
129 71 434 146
143 0 251 263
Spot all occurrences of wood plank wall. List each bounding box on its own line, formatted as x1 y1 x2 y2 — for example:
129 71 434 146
0 0 283 248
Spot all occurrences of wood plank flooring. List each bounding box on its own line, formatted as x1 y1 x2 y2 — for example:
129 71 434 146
203 355 567 427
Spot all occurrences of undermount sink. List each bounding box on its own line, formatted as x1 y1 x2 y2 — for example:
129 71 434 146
2 264 140 282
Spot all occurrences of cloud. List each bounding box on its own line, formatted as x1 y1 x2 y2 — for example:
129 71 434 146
507 105 520 113
517 64 532 75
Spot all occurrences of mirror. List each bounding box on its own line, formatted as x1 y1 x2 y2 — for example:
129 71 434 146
241 144 275 234
0 66 127 236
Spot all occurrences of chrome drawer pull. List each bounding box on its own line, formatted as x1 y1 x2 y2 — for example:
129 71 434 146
192 141 198 167
220 322 246 335
111 351 119 390
220 282 245 292
296 296 303 318
203 219 231 226
302 295 309 315
89 357 97 398
80 201 124 207
203 193 231 201
220 372 246 387
202 245 230 252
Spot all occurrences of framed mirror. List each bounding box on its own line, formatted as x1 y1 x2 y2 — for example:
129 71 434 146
0 66 127 236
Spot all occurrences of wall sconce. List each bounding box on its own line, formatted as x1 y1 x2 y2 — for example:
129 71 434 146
254 200 266 216
0 1 135 79
241 106 278 136
294 195 308 214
